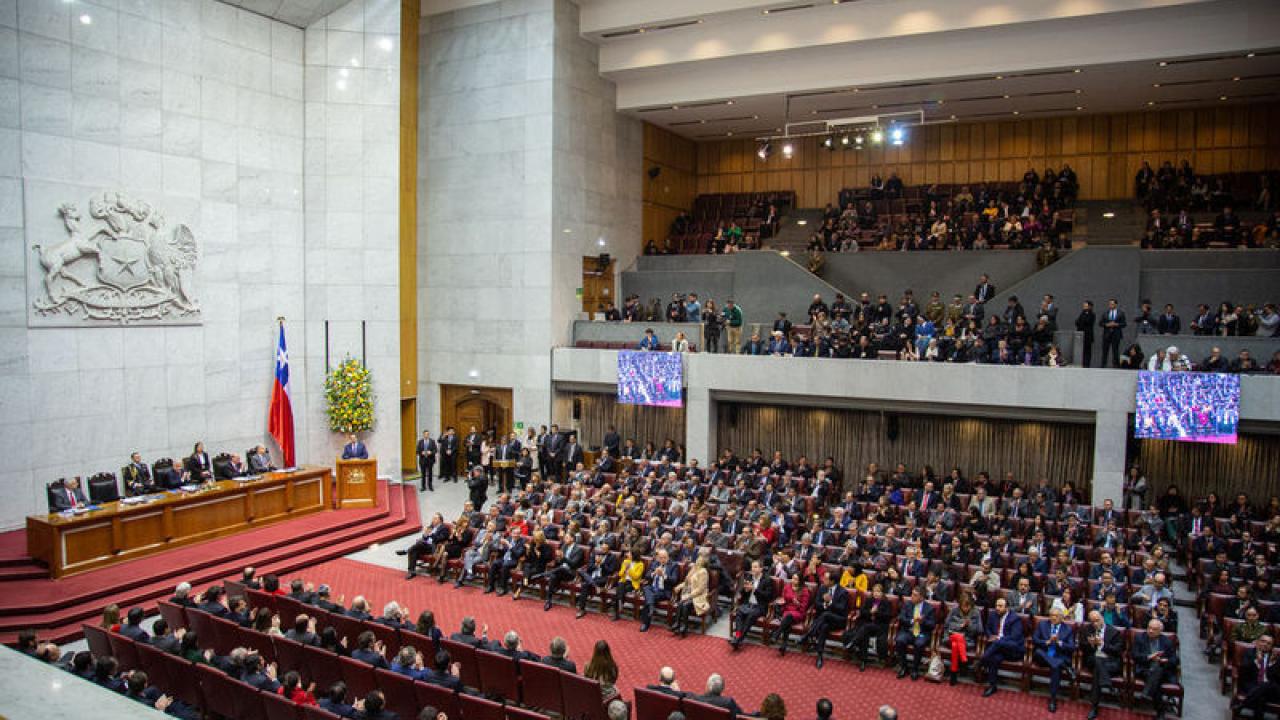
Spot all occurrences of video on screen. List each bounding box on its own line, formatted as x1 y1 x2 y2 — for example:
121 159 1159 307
617 351 683 407
1135 370 1240 444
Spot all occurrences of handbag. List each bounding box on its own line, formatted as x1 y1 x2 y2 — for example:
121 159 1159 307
926 651 945 682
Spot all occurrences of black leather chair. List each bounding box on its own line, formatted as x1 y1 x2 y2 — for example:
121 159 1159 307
45 480 67 513
212 453 234 480
152 458 180 489
87 472 120 503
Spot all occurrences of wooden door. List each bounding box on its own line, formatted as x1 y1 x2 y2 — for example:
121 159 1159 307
439 385 514 477
581 256 615 318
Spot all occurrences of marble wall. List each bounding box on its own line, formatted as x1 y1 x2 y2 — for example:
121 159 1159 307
0 0 307 528
302 0 402 472
416 0 641 436
0 0 405 529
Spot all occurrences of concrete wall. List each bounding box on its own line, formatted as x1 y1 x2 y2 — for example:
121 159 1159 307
1139 269 1279 314
1135 335 1280 367
302 0 403 472
821 250 1044 305
417 0 641 436
572 320 701 347
552 347 1280 505
0 1 311 528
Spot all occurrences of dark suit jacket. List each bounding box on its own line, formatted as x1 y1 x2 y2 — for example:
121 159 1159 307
563 443 584 468
423 668 464 692
151 633 181 654
813 585 849 617
985 611 1024 645
647 684 685 697
1032 619 1076 656
119 624 150 643
541 656 577 673
342 442 369 460
1239 648 1280 694
320 698 358 718
1131 632 1179 670
51 485 89 511
557 542 587 572
1099 308 1127 336
352 647 389 668
185 453 213 481
694 694 744 716
737 574 777 607
897 600 936 636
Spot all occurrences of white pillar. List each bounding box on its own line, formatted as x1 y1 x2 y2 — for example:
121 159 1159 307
1091 410 1128 505
685 386 716 464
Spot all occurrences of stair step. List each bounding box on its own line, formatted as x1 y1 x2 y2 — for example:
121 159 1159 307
0 486 419 644
0 565 49 581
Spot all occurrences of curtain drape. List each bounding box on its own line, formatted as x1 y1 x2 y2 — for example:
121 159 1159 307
574 393 687 453
1135 433 1280 503
717 403 1095 494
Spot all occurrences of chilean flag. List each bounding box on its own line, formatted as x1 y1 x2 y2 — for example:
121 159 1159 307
269 323 296 467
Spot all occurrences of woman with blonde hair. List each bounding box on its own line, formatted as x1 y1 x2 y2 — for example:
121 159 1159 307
101 603 121 631
671 555 710 637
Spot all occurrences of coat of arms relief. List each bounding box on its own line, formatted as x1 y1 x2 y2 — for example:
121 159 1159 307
30 191 201 325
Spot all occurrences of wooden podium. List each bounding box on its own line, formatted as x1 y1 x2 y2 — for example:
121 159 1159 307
335 458 378 509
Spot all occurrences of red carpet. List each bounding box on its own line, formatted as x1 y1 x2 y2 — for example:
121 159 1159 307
294 557 1145 720
2 482 420 644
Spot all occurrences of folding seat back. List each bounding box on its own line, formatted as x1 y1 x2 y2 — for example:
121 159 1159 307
506 707 552 720
82 624 113 659
195 664 241 719
682 699 733 720
304 646 344 690
262 689 303 720
273 636 309 679
414 680 461 719
460 693 506 720
634 687 681 720
475 649 521 703
107 631 141 672
157 600 189 630
560 671 607 720
517 661 564 715
338 655 379 700
373 669 419 720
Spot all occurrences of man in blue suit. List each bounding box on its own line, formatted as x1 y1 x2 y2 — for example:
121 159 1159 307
640 549 680 633
342 433 369 459
1032 607 1077 712
981 597 1025 696
894 586 935 680
1132 618 1179 720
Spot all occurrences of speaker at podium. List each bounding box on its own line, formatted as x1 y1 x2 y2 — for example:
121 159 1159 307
335 457 377 508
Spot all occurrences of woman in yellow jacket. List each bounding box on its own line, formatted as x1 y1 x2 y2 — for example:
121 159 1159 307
671 555 711 637
613 547 645 621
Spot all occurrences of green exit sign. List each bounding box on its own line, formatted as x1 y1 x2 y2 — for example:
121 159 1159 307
515 421 524 430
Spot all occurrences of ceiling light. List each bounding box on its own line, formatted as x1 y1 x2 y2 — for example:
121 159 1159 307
870 104 878 109
637 27 646 33
726 132 734 137
1074 89 1082 94
378 37 394 52
1002 94 1010 99
1152 83 1161 88
1102 212 1115 219
335 79 347 90
757 141 771 160
726 100 734 105
854 134 864 145
1246 53 1256 58
779 250 790 257
1158 61 1168 67
1219 95 1228 101
1147 101 1155 106
781 142 794 159
1073 68 1082 73
752 115 759 119
1232 76 1241 81
696 19 704 23
79 13 92 24
822 136 834 149
1076 106 1084 111
949 115 956 120
870 130 883 144
597 238 607 247
995 75 1004 80
563 228 572 233
797 220 808 226
338 68 350 78
1012 110 1019 116
890 127 905 145
840 135 850 146
671 105 679 110
762 8 770 13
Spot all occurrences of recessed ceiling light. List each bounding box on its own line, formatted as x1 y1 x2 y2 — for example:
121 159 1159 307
1002 95 1010 99
1147 101 1155 106
377 37 393 52
1219 95 1228 101
726 100 734 105
762 8 770 13
752 115 759 119
936 100 944 106
671 105 679 110
698 119 706 124
1012 110 1020 115
79 13 92 24
637 27 646 33
1074 89 1082 94
1076 106 1084 111
1152 83 1161 88
1232 76 1241 81
338 68 350 78
797 219 808 225
1246 52 1256 58
995 75 1004 80
726 132 733 136
949 114 956 120
1103 212 1116 219
563 228 572 233
1158 61 1168 67
1073 68 1082 73
696 19 704 23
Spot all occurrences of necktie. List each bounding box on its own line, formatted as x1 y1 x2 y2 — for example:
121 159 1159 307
1261 655 1268 684
912 604 922 636
1049 624 1059 657
67 489 77 508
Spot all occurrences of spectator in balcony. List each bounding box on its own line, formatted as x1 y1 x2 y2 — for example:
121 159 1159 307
1190 304 1216 335
724 300 744 353
1268 350 1280 374
774 311 793 338
1154 304 1180 335
671 212 692 236
666 294 686 323
1043 344 1067 368
870 173 884 198
884 172 904 198
672 332 690 353
1201 346 1228 372
1215 206 1241 245
1118 344 1144 370
1216 302 1239 336
767 331 791 357
638 329 660 352
727 222 744 248
684 294 702 322
1135 161 1155 200
741 331 766 356
703 300 723 353
806 247 826 275
1233 349 1260 373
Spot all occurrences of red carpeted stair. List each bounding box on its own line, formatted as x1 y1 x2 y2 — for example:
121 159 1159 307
0 481 420 645
294 557 1145 720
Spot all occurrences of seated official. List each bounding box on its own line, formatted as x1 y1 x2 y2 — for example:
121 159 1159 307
694 674 744 717
248 445 275 473
51 477 89 511
576 543 620 618
1131 619 1179 719
729 560 775 650
541 636 577 672
1234 633 1280 717
319 682 357 718
894 586 935 680
123 452 154 495
843 583 891 669
342 433 369 460
119 607 151 642
423 650 465 692
354 690 398 720
800 572 849 668
1031 607 1076 713
981 597 1025 697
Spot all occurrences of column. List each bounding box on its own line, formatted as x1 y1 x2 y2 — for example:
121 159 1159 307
1091 410 1128 505
685 386 716 465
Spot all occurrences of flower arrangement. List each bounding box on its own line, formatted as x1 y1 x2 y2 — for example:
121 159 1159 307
324 357 374 433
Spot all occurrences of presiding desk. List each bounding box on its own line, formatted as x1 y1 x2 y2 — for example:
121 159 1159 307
26 466 331 579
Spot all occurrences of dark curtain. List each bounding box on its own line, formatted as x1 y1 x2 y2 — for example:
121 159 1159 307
575 393 687 453
1134 432 1280 503
717 403 1095 495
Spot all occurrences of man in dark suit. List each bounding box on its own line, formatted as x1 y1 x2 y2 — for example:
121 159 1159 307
1076 300 1097 367
242 653 281 692
496 630 539 665
119 607 151 642
802 573 849 668
198 586 230 618
247 445 274 473
351 631 389 668
449 617 491 649
544 532 587 612
466 466 489 512
342 433 369 460
423 651 465 692
575 543 620 618
186 442 213 483
541 636 576 672
51 477 89 511
1032 607 1076 712
1083 610 1125 719
150 619 180 654
981 597 1025 696
354 689 398 720
602 425 621 458
647 666 685 696
894 587 935 680
730 560 775 650
438 427 458 482
319 681 357 718
285 614 320 646
464 426 483 469
641 549 680 632
486 526 526 595
1131 619 1179 719
1098 298 1126 368
1234 633 1280 716
545 425 566 480
975 274 997 304
123 452 153 495
416 430 437 491
495 433 519 494
695 673 744 717
1156 304 1181 335
563 433 584 470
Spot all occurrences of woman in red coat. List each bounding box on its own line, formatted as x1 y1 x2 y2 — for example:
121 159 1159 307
770 573 812 656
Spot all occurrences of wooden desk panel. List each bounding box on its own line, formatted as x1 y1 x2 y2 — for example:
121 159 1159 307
26 466 331 578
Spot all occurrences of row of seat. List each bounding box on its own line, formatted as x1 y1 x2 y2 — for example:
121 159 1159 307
573 341 699 352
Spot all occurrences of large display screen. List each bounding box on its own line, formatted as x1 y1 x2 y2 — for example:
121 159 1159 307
1134 370 1240 444
617 351 683 407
